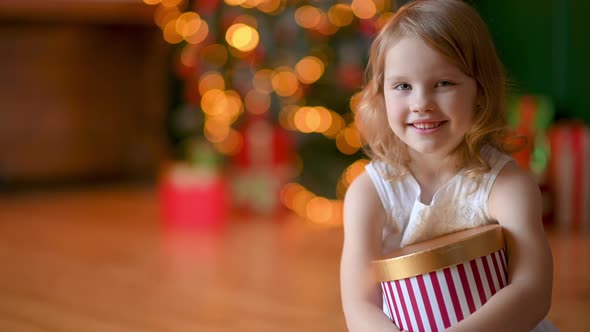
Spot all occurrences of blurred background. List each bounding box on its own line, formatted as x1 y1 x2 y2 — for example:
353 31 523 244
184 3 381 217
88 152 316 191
0 0 589 331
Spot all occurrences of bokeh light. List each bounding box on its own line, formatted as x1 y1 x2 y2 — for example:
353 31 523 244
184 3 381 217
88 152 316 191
280 182 303 210
336 126 362 155
200 89 243 123
291 106 335 134
257 0 284 14
185 19 209 45
295 56 325 84
163 20 183 44
204 118 231 143
200 89 225 117
198 72 225 95
292 185 316 218
316 12 339 35
213 129 244 156
314 107 333 133
294 107 319 133
306 197 333 224
351 0 377 20
280 182 343 225
155 5 181 28
294 6 322 29
271 67 299 97
175 12 201 38
328 4 354 27
225 23 260 52
323 112 345 138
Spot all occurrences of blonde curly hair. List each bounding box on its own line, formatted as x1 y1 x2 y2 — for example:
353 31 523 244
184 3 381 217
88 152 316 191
357 0 518 177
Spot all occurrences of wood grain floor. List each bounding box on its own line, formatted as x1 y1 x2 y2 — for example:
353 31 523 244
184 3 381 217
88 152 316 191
0 186 588 332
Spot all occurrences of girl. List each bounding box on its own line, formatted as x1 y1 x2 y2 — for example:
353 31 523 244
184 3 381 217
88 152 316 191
340 1 556 331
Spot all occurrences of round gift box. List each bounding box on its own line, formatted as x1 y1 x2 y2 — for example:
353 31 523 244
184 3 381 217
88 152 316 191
373 225 507 332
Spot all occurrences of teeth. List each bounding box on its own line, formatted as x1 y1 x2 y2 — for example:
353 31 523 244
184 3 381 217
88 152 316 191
413 122 441 129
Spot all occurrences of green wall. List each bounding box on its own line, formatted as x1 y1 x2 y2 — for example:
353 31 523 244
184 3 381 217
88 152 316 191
475 0 590 123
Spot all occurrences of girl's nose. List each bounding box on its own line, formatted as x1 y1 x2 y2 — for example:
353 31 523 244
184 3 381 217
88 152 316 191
410 89 435 113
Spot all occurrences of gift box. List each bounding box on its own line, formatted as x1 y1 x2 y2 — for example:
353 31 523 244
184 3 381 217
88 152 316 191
506 94 553 175
373 225 507 332
547 122 590 232
232 116 296 216
158 162 229 229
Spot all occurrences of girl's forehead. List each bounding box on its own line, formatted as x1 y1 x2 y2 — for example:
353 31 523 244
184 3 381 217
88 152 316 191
383 36 465 77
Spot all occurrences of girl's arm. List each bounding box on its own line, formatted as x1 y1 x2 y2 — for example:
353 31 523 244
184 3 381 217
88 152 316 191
447 162 553 332
340 171 403 332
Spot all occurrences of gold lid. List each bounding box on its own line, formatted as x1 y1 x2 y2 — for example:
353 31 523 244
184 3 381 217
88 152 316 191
373 225 505 282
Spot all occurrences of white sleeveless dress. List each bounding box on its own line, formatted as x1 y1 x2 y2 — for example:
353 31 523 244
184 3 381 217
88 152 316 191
365 146 558 332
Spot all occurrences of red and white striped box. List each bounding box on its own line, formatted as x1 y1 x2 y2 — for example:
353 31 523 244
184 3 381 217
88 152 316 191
373 225 507 332
547 122 590 232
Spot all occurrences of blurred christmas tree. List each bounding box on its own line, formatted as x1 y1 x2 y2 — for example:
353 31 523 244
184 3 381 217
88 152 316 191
144 0 397 223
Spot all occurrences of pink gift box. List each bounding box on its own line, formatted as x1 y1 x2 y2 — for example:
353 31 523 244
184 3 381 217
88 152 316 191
158 163 229 229
548 122 590 231
374 225 507 332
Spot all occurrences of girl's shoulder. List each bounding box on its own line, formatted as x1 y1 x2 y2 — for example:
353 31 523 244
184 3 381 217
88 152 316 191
343 170 387 232
345 170 383 210
347 170 377 195
490 161 536 194
487 160 542 223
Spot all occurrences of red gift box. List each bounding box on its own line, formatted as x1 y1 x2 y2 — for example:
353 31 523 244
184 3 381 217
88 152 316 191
158 163 229 229
547 122 590 232
506 94 553 174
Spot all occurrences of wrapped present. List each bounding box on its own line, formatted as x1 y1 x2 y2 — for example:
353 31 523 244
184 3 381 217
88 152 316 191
373 225 506 332
158 141 229 229
232 116 296 216
506 94 553 175
158 162 229 229
547 122 590 232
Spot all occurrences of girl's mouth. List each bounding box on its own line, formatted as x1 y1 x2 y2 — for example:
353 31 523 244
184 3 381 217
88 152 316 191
408 121 447 130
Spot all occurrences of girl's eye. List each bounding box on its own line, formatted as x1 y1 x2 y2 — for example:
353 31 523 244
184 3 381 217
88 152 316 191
394 83 411 90
436 81 455 87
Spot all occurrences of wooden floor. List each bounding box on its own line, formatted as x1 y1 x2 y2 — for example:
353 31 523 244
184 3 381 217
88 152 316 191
0 186 588 332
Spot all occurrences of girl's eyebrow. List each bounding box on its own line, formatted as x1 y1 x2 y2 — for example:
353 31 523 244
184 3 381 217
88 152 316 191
385 75 408 83
385 72 464 83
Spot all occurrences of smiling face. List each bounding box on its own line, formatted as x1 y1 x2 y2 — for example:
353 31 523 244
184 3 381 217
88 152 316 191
383 36 478 162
